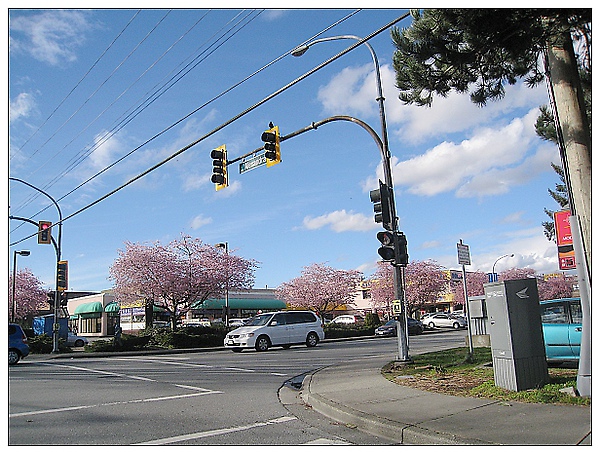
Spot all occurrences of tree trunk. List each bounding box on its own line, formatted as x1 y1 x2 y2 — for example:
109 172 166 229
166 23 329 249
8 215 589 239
144 298 154 329
546 33 592 278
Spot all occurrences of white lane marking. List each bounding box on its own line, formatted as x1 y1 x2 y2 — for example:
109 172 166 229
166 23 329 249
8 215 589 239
304 438 351 445
47 363 158 382
136 415 297 445
116 357 286 376
10 390 222 418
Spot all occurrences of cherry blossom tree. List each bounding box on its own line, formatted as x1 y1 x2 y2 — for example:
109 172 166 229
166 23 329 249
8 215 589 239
538 274 575 301
451 270 489 306
9 268 48 323
369 262 395 316
370 260 449 317
110 234 257 329
498 267 537 281
404 260 449 316
276 263 362 321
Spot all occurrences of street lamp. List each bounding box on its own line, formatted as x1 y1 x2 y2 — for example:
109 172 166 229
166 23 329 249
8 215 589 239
492 254 515 275
11 250 31 322
292 35 410 361
215 242 230 328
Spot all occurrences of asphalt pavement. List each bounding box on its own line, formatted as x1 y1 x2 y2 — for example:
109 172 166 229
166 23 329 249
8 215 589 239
295 359 592 445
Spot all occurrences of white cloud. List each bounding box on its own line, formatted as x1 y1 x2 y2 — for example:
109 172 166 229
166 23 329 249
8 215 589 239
317 63 548 144
472 228 559 274
363 108 557 199
9 10 94 66
190 214 213 230
302 210 376 232
88 132 123 170
9 92 36 122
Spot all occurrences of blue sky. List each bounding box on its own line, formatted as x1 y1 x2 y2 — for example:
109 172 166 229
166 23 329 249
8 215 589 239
7 7 571 292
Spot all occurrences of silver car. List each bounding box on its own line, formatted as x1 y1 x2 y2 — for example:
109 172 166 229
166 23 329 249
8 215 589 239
421 313 467 329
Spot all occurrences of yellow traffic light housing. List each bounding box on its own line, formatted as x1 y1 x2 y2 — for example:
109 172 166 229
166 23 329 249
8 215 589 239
210 144 228 191
262 125 281 167
37 221 52 245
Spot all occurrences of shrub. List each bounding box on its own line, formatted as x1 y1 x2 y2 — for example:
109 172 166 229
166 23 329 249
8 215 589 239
324 324 374 339
27 334 54 354
364 312 381 328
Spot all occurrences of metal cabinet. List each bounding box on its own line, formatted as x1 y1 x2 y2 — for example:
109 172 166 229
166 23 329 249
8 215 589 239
483 278 548 391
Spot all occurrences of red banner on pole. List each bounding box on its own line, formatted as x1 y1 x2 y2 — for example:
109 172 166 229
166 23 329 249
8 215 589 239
553 210 576 270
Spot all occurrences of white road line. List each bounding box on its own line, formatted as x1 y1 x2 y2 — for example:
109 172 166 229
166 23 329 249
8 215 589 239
10 390 222 418
46 363 158 382
136 416 297 445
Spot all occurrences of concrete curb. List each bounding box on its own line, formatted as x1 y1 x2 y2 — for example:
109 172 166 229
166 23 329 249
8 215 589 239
300 371 492 445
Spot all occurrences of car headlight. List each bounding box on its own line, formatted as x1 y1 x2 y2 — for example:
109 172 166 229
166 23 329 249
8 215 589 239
239 333 254 338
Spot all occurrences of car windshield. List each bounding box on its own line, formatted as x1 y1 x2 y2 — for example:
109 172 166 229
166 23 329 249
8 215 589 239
245 314 273 326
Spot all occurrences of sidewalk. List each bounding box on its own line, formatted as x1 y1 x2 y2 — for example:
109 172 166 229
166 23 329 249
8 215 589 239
299 359 592 445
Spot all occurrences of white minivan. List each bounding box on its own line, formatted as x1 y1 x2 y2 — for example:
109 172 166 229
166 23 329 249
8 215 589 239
224 311 325 352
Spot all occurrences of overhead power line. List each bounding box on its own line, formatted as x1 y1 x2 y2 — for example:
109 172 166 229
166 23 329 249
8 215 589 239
11 9 361 226
11 11 411 248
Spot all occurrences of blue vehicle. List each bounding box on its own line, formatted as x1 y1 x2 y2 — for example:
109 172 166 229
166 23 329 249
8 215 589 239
540 298 582 362
9 323 30 365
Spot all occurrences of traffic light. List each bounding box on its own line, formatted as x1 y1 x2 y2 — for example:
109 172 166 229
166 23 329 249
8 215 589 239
377 231 396 262
396 232 409 266
261 125 280 167
38 221 52 244
369 180 393 230
210 145 228 191
376 231 409 266
57 261 68 291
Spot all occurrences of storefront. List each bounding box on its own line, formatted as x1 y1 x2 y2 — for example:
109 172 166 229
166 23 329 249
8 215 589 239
67 293 119 338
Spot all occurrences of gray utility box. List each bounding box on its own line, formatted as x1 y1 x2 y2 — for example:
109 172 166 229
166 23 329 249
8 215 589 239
483 278 548 391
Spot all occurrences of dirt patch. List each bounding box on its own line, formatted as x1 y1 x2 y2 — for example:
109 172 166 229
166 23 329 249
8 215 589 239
382 362 492 397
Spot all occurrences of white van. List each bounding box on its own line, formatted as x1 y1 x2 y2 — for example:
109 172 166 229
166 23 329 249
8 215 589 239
224 311 324 352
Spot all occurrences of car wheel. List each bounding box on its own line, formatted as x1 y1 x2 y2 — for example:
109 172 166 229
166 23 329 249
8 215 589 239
428 322 435 329
74 339 84 347
8 349 20 365
306 332 319 348
255 336 270 352
452 322 460 329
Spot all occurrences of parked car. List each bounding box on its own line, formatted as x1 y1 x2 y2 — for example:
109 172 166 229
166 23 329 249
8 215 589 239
421 312 467 329
228 318 250 328
540 298 582 362
375 318 424 337
224 311 324 352
9 323 29 365
329 314 364 325
66 332 88 347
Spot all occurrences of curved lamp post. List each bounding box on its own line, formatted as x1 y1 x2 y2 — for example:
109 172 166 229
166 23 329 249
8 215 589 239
291 35 410 361
11 250 31 322
10 177 63 353
492 253 514 275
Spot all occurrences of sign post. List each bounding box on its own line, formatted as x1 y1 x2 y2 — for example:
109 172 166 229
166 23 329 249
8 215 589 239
457 239 474 361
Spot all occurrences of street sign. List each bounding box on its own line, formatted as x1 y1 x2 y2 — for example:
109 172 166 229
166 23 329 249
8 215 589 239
239 153 267 174
392 300 402 315
457 242 471 265
553 210 576 270
488 272 498 283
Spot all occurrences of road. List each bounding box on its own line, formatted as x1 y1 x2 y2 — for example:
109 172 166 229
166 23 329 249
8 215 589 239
9 330 466 445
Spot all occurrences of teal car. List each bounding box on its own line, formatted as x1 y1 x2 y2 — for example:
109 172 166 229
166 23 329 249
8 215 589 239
540 298 582 362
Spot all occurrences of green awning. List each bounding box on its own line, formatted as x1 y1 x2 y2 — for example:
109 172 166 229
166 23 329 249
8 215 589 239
74 301 104 315
195 298 286 311
104 302 120 313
